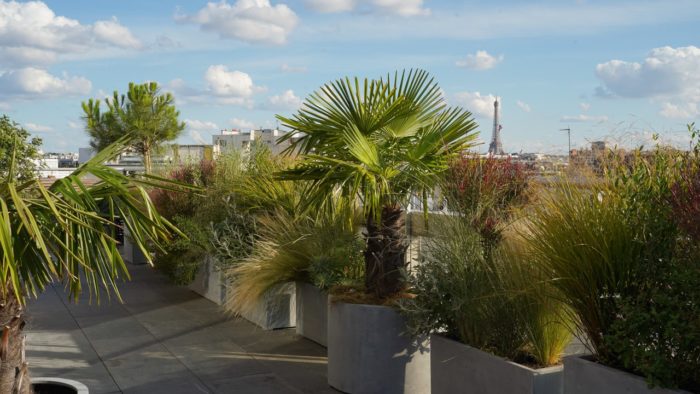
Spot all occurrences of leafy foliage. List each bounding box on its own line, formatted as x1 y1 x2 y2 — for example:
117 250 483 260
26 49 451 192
0 115 42 181
521 129 700 389
277 69 479 299
82 82 185 173
0 135 182 304
400 217 570 367
443 155 529 251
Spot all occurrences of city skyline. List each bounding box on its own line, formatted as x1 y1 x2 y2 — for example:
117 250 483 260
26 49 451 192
0 0 698 153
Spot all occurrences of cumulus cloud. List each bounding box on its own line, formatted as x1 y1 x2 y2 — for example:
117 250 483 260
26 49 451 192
595 46 700 101
177 0 299 45
0 68 91 98
456 50 503 70
659 102 699 119
304 0 428 16
184 119 219 144
579 102 591 111
560 114 609 123
267 89 302 110
205 65 256 97
516 100 531 113
0 1 142 67
24 122 52 133
230 118 256 129
168 65 263 107
453 91 498 118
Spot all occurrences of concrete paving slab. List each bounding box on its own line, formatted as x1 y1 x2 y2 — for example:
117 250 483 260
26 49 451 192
26 264 333 394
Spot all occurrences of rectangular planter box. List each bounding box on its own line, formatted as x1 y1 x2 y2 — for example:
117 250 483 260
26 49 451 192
240 282 296 330
431 334 562 394
189 255 227 305
121 228 149 265
328 302 430 394
295 282 328 346
564 355 692 394
189 255 296 330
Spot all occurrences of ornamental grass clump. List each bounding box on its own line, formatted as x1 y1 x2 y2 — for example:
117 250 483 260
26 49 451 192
401 155 569 368
521 127 700 390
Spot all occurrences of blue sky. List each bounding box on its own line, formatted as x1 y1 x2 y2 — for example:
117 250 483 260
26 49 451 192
0 0 698 153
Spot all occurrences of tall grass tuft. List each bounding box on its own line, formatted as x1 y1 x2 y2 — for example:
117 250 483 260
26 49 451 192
520 180 640 359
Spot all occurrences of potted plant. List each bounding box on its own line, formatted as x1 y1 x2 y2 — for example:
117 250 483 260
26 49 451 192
521 137 700 393
276 69 479 393
400 155 570 394
0 122 181 392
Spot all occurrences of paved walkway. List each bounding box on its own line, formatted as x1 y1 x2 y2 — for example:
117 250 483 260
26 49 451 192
26 265 335 394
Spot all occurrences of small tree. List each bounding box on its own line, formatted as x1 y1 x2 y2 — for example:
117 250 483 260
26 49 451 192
0 134 182 392
82 82 185 173
277 70 479 299
0 115 42 181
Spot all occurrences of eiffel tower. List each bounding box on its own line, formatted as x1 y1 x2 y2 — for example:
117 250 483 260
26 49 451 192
488 98 505 155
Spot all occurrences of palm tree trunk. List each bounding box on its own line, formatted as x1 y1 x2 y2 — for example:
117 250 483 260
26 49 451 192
0 293 30 394
364 204 408 299
143 148 152 174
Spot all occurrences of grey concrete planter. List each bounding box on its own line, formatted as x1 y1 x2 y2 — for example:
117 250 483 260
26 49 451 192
189 255 227 305
431 334 562 394
240 282 296 330
295 282 328 346
563 355 692 394
33 377 89 393
121 228 148 265
189 255 296 330
327 301 430 394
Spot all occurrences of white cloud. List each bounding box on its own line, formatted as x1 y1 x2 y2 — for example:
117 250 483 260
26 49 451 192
0 68 91 98
579 102 591 112
596 46 700 120
596 46 700 101
305 0 355 13
0 1 142 67
516 100 531 113
230 118 256 129
659 102 699 119
205 65 255 97
185 119 219 131
560 114 609 123
268 89 302 110
24 122 52 133
169 66 262 107
184 119 219 144
304 0 428 16
453 91 498 118
281 63 308 73
456 50 503 70
177 0 299 45
93 17 143 50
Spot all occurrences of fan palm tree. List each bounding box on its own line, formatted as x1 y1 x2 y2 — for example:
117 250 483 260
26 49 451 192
277 69 479 299
0 136 183 393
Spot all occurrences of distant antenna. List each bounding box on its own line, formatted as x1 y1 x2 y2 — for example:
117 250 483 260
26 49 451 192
488 98 505 155
560 126 571 159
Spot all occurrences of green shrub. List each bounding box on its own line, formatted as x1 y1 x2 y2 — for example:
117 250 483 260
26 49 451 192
401 216 570 367
522 133 700 389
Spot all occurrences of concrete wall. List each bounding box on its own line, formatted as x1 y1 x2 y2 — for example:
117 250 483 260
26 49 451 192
563 356 691 394
431 334 562 394
295 282 328 346
327 302 430 394
188 255 297 330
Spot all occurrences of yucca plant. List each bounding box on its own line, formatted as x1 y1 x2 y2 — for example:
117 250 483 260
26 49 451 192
0 135 182 393
277 69 479 299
